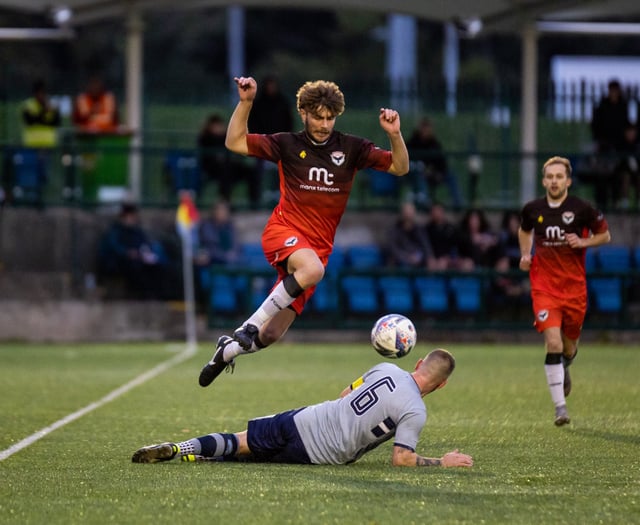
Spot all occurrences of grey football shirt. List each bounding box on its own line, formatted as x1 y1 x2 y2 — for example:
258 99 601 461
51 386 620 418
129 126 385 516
294 362 427 465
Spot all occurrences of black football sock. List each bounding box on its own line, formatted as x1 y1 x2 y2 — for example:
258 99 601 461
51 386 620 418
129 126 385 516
563 347 578 367
196 433 238 458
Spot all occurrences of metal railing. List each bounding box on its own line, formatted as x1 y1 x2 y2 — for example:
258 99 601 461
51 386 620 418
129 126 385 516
4 140 636 213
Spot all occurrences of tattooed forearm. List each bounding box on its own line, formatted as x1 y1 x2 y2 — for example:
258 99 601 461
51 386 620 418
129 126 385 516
416 456 442 467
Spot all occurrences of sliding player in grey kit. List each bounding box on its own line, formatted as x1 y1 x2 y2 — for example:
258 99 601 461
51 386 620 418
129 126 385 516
133 349 473 468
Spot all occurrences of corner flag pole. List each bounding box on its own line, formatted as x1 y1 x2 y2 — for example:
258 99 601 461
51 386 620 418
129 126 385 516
176 191 199 347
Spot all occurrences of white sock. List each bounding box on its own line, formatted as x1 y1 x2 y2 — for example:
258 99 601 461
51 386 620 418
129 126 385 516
246 281 297 328
545 363 566 407
176 439 201 456
221 339 248 361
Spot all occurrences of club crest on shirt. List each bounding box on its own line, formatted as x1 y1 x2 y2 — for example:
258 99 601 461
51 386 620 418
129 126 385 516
330 151 345 166
284 236 298 247
562 211 575 225
537 309 549 322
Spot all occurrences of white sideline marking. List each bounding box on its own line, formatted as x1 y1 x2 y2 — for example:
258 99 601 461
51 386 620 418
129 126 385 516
0 343 197 462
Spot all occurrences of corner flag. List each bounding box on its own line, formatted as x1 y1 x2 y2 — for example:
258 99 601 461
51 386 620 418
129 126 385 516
176 191 200 235
176 190 199 347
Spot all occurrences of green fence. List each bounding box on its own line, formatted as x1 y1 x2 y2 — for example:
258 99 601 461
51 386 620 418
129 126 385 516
2 140 616 212
1 97 609 212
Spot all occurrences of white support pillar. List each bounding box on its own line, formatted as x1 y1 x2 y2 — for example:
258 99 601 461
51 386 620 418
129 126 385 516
125 6 144 202
387 13 417 112
227 5 245 102
520 23 538 204
443 22 459 117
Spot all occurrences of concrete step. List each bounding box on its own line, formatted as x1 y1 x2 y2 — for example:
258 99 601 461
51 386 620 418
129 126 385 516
0 299 199 342
0 271 74 300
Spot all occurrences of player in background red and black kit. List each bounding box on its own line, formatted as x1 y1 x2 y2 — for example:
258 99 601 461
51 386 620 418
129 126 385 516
519 156 611 426
199 76 410 386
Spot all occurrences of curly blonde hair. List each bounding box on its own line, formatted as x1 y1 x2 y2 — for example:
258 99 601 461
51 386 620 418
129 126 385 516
296 80 345 117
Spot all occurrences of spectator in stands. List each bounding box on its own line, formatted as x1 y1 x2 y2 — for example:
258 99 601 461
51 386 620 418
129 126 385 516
247 75 294 205
98 203 168 299
497 210 521 269
456 208 501 271
425 202 459 270
197 114 261 208
248 75 294 135
195 200 239 267
72 76 119 132
386 201 435 270
613 122 640 210
591 79 629 155
588 79 631 210
406 118 462 209
492 210 528 302
193 200 239 303
21 79 61 148
16 79 61 204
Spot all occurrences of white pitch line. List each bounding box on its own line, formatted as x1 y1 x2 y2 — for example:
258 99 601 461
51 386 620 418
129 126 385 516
0 342 197 462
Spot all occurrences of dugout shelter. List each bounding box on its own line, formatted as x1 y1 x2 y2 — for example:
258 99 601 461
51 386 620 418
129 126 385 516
2 0 640 203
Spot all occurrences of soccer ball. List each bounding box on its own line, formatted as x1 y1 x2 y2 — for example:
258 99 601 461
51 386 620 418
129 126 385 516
370 314 417 359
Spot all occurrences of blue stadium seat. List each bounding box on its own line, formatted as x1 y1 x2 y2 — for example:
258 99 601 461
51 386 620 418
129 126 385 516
239 243 271 270
589 277 623 313
311 245 345 312
248 275 273 310
325 245 346 276
414 275 449 313
365 168 400 199
634 246 640 269
8 148 46 203
596 245 632 272
341 275 379 313
209 274 239 312
449 276 482 313
378 275 414 313
164 150 202 195
197 266 212 294
347 244 383 269
310 277 339 312
235 244 273 310
585 248 598 274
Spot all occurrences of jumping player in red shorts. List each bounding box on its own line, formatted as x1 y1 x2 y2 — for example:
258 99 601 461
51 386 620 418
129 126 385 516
198 76 409 386
519 156 611 426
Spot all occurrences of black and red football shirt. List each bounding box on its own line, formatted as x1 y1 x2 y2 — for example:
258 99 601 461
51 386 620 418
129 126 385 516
247 131 393 257
520 195 608 299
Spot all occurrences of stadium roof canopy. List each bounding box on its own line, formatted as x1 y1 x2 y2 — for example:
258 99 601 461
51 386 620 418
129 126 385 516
3 0 640 202
2 0 640 30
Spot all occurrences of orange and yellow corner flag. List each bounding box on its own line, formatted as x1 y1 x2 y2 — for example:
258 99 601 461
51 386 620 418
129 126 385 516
176 191 199 234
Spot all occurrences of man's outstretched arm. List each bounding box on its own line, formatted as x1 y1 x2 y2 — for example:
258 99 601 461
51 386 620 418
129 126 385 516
392 445 473 468
225 76 257 156
379 108 409 176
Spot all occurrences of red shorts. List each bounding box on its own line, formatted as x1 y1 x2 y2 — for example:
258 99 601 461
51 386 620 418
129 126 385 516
261 219 331 315
530 290 587 340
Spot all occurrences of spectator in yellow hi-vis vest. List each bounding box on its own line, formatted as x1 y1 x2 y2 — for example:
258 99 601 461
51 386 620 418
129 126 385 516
21 80 61 148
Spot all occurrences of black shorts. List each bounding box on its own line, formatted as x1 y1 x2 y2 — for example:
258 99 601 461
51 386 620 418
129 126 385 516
247 408 312 464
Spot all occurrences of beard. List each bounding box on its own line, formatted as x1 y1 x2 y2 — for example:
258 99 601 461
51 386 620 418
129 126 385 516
303 120 331 145
547 187 567 201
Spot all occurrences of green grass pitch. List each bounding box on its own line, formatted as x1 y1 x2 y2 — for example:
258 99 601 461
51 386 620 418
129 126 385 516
0 340 638 524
